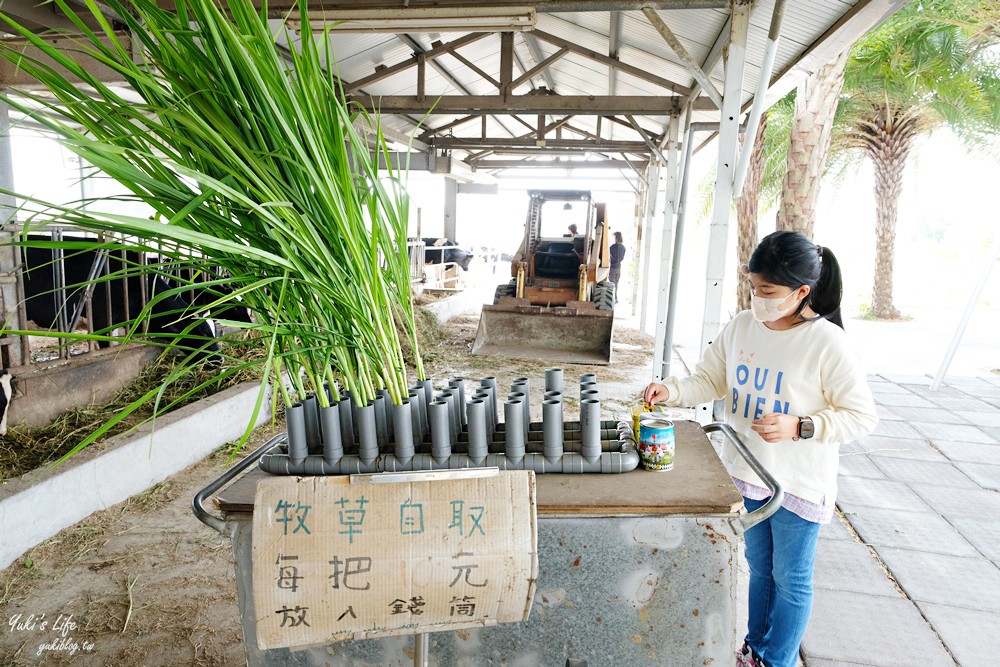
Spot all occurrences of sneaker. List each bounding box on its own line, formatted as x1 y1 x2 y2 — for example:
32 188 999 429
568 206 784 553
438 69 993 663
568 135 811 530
736 642 767 667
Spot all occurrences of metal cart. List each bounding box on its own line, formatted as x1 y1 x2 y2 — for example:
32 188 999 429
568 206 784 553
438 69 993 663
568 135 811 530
194 421 781 666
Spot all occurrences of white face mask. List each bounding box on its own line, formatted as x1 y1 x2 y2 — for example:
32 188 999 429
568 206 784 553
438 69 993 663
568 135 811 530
750 291 798 322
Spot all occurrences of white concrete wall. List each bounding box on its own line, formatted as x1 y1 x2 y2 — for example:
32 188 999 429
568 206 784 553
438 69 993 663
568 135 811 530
0 381 273 569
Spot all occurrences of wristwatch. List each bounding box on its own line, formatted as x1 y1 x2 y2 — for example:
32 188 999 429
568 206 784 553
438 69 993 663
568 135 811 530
795 416 815 441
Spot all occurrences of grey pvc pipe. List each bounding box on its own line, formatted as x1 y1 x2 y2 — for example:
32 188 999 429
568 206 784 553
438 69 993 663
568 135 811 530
581 388 600 402
320 405 343 464
357 402 379 465
429 400 452 463
408 390 425 442
338 396 356 449
543 391 562 403
480 385 497 432
392 400 415 461
377 388 394 439
507 392 528 439
504 399 526 461
448 378 467 426
302 394 321 454
542 399 564 463
580 373 597 385
373 393 389 448
285 403 308 465
466 399 489 463
497 419 620 432
581 398 601 461
420 379 434 419
545 367 564 393
512 381 530 428
480 377 499 421
478 428 623 444
473 390 495 435
439 389 460 444
259 443 641 475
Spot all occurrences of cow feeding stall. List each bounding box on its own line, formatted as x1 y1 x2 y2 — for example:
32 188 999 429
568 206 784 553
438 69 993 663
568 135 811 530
195 371 781 666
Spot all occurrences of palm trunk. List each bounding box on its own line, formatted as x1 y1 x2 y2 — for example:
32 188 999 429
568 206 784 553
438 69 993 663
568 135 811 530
776 49 850 236
736 112 768 312
865 112 917 320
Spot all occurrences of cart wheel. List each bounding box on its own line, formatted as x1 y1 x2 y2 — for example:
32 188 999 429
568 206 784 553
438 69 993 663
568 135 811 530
565 659 588 667
493 280 517 304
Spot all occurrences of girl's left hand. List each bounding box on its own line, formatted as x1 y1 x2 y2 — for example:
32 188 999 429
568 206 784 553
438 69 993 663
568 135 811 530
751 412 800 443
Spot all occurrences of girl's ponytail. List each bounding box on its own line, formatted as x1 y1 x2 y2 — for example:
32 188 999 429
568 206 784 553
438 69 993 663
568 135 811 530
811 246 844 329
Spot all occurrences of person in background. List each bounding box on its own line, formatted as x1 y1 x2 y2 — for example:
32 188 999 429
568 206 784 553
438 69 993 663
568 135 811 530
643 230 878 667
609 231 626 295
565 223 579 237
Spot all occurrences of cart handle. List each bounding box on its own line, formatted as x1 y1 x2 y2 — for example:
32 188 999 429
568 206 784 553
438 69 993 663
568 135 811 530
192 434 285 535
703 423 784 532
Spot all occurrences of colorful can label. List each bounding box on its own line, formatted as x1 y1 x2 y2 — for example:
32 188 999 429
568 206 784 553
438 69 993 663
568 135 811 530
638 418 675 471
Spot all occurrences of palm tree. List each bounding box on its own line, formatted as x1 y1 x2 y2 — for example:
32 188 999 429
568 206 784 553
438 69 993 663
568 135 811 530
736 113 768 312
835 0 1000 319
774 49 852 237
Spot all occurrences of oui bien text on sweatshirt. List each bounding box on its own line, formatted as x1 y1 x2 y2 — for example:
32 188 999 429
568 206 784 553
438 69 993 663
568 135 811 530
661 310 878 506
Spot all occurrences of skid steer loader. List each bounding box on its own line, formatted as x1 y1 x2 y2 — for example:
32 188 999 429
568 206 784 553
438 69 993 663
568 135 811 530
472 190 616 365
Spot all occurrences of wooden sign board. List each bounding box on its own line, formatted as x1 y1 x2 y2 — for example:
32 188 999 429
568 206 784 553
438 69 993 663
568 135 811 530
251 469 537 650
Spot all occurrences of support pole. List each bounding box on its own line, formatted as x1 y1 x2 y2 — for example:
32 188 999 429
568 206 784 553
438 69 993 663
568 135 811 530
931 247 998 391
733 0 786 195
0 102 28 367
663 113 696 379
638 160 661 336
652 112 681 381
700 3 749 358
443 176 458 242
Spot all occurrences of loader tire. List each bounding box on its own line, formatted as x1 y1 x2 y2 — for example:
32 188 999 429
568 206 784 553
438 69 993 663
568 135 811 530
493 280 517 304
593 280 616 311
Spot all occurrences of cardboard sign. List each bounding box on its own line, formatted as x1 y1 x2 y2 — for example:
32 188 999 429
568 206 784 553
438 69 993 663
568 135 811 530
251 469 537 650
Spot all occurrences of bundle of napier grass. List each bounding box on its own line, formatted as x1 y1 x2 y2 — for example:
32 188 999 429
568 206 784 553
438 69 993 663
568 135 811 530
0 0 424 462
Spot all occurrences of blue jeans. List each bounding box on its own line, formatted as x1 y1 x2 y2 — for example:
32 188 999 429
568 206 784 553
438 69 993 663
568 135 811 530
742 497 821 667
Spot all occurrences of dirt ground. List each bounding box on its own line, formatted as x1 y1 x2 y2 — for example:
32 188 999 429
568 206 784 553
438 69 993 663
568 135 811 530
0 311 660 666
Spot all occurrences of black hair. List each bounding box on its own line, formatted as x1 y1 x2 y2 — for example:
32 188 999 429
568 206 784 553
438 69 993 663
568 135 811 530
614 231 623 242
747 230 844 329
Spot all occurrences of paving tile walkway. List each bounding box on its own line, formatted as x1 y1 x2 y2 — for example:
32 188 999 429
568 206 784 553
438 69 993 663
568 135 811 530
801 373 1000 667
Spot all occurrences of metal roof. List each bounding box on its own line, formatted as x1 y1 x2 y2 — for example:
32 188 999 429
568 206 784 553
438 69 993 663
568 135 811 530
0 0 908 174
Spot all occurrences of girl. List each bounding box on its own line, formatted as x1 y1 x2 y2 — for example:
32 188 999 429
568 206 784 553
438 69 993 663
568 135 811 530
644 231 878 667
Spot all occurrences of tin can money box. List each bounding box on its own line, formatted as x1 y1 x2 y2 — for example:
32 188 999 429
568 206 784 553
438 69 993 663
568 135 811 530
638 418 675 471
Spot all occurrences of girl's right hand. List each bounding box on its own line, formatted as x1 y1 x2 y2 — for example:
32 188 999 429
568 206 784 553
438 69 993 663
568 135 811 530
643 383 670 405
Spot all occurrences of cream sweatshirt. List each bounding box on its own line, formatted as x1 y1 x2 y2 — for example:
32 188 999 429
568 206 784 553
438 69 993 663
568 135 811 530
661 310 878 506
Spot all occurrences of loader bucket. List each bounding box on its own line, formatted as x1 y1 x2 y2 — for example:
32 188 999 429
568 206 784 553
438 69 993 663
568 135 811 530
471 300 614 365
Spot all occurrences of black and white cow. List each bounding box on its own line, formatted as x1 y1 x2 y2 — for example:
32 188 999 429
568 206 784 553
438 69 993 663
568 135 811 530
0 369 12 436
421 238 474 271
20 237 220 362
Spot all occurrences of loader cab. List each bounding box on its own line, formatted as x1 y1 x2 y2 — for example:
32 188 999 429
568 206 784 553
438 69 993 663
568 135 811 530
472 189 616 365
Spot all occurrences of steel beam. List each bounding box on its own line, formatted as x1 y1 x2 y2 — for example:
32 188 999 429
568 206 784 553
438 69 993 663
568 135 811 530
432 137 651 151
700 2 749 360
626 115 668 166
522 33 558 91
761 0 909 108
474 158 646 170
531 29 694 97
348 32 489 93
643 7 723 109
347 94 707 115
253 1 729 16
511 46 568 90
